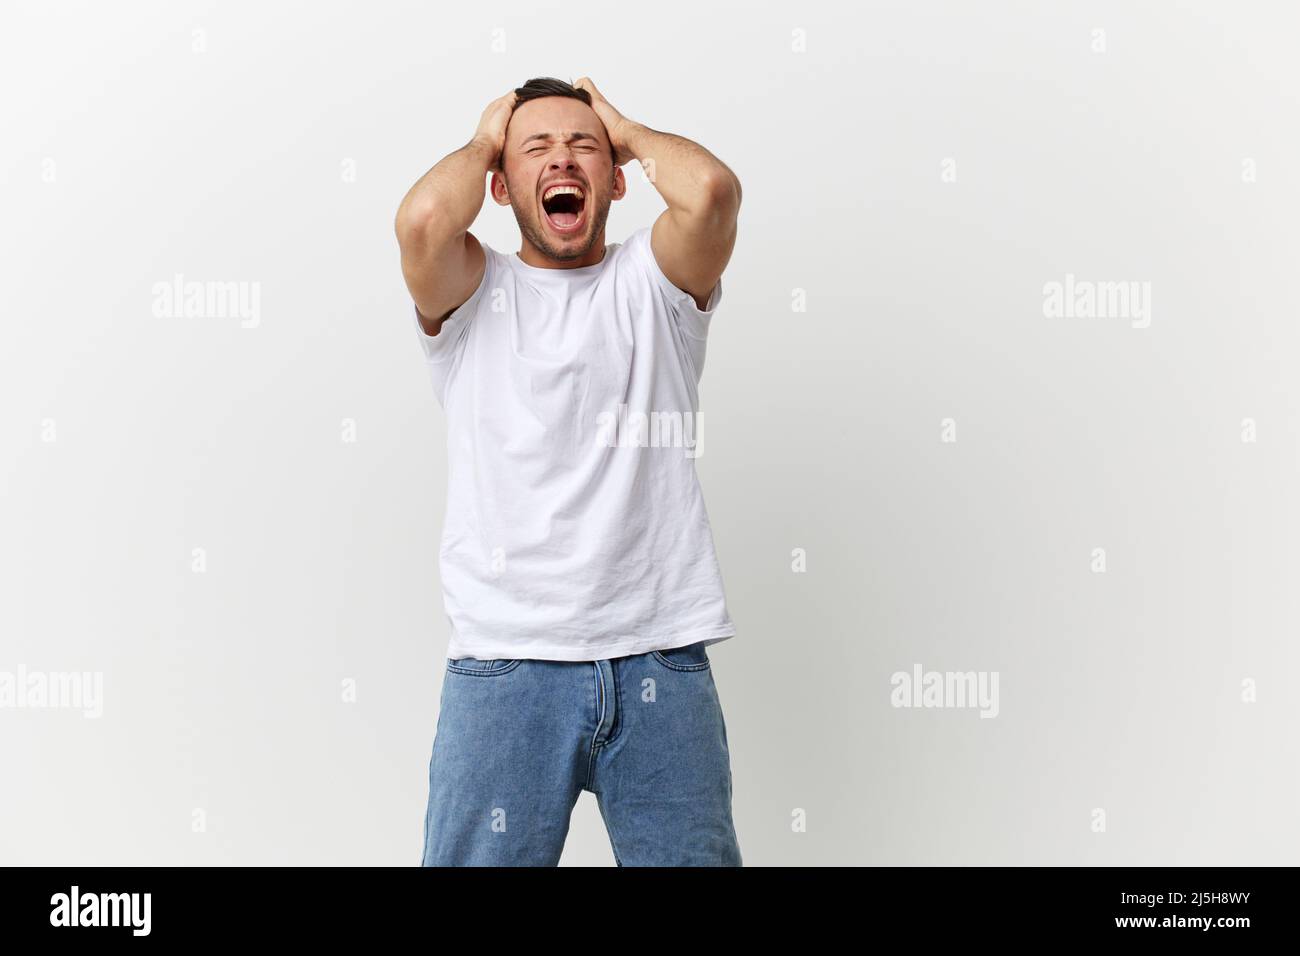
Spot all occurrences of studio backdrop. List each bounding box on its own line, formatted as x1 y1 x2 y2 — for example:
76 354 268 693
2 0 1297 865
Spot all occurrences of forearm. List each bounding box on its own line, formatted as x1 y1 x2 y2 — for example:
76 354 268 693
395 138 497 243
623 123 741 219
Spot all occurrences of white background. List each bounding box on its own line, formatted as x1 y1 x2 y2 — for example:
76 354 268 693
2 0 1297 865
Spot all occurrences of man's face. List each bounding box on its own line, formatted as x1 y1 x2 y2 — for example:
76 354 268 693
492 96 626 262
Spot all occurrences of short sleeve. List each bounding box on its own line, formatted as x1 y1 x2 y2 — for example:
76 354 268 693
627 225 723 341
411 245 494 403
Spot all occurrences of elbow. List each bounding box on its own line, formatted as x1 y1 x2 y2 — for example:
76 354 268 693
705 169 741 214
724 172 742 209
696 170 741 226
394 197 441 246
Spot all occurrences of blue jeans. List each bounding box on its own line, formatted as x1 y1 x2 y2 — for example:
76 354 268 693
420 641 742 866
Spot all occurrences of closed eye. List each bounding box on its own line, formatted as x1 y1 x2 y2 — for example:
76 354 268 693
527 145 598 154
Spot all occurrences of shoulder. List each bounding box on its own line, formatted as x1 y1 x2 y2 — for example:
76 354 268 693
617 225 654 263
617 225 723 323
612 225 661 287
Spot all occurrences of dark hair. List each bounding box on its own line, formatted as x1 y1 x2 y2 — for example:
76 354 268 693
513 76 591 108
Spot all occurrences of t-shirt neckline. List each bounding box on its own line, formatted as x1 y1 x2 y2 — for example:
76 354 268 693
509 244 612 279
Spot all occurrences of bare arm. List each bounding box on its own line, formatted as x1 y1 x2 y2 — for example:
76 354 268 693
394 91 517 335
575 78 741 312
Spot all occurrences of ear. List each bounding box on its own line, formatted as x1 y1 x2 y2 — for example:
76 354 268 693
489 170 512 206
610 165 628 202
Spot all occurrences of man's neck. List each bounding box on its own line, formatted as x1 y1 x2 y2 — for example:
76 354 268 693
517 232 608 269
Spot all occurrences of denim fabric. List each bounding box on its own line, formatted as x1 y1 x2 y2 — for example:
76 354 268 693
420 641 742 866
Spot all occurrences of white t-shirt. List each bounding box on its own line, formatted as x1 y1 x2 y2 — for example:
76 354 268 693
411 225 736 661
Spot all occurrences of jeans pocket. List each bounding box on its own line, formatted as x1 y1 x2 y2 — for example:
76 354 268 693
650 641 711 672
445 657 522 676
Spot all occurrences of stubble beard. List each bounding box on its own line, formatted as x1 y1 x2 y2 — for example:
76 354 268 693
509 180 613 264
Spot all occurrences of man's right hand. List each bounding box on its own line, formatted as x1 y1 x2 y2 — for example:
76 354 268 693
395 90 519 337
471 90 519 170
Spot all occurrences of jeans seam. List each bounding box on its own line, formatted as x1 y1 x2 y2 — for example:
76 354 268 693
585 662 604 791
595 794 625 867
420 743 436 865
601 659 623 748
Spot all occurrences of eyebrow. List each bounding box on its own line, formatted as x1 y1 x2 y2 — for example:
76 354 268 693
519 132 601 149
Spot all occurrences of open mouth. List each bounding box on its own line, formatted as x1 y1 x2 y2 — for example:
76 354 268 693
541 183 587 234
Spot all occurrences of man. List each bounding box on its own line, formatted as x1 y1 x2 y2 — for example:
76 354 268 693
395 77 743 866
